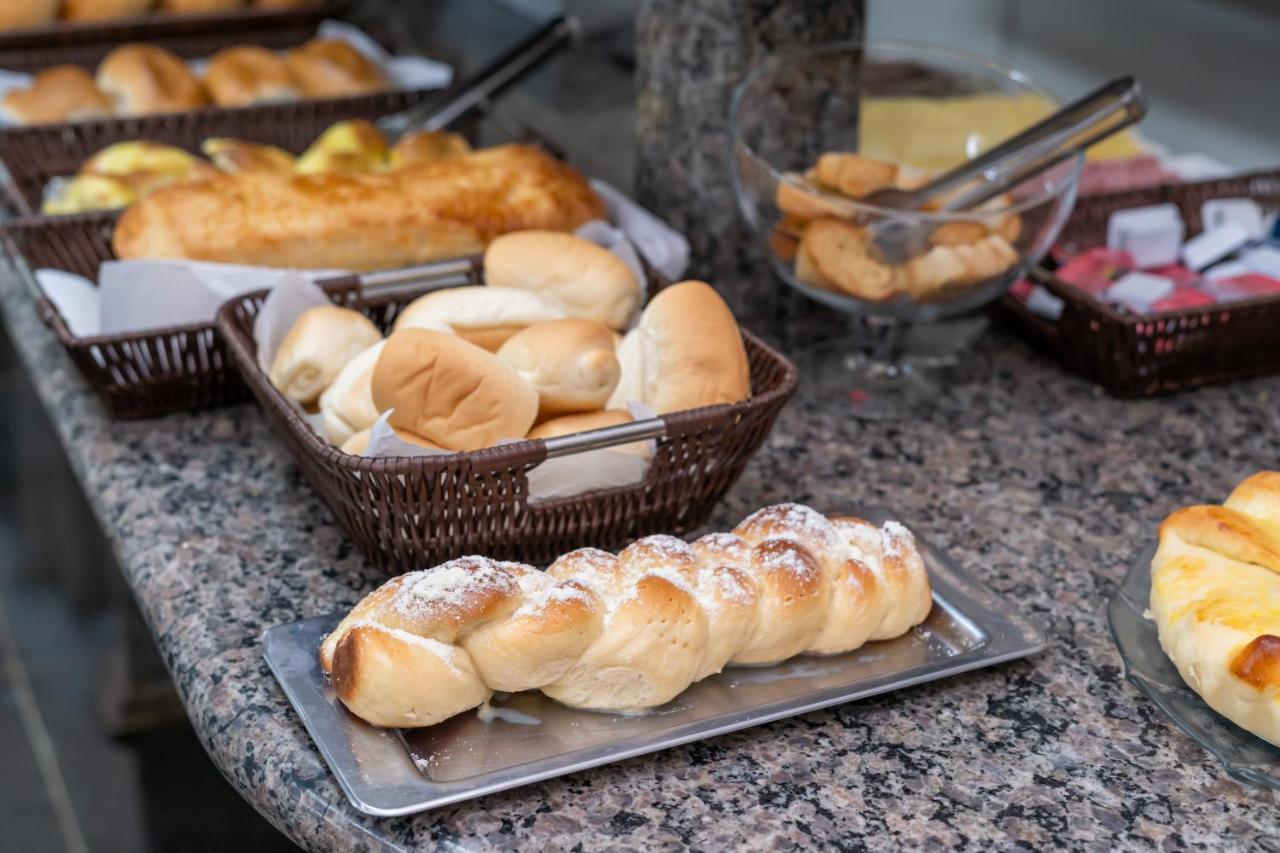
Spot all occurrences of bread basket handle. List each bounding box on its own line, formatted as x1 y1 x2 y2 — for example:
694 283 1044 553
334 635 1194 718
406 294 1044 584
351 255 483 300
540 417 668 458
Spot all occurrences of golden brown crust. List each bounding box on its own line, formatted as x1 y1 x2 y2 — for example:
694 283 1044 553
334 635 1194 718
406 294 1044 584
97 44 209 116
201 138 296 174
1231 635 1280 690
0 0 59 29
799 218 899 301
285 38 385 98
390 130 472 170
1160 505 1280 575
62 0 152 22
204 45 296 107
2 65 114 125
815 152 899 198
114 144 605 270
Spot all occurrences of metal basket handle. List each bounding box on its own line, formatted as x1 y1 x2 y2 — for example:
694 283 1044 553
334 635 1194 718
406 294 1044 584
540 417 668 457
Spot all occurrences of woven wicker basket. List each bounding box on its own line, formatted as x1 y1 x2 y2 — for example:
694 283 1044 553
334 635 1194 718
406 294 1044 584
0 1 346 73
215 271 799 570
998 170 1280 397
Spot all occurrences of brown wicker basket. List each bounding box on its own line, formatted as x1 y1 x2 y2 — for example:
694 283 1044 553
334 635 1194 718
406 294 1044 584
215 272 799 570
0 1 346 73
997 170 1280 397
0 84 439 216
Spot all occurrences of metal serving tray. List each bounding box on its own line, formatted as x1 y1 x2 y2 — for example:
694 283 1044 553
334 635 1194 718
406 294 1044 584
264 508 1046 817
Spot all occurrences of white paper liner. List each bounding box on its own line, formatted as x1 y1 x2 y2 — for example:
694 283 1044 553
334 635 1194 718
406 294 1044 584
0 20 452 126
589 179 690 283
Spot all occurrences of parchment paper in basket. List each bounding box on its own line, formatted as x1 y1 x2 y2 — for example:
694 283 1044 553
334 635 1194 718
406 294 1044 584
33 261 339 339
588 179 690 283
361 403 657 504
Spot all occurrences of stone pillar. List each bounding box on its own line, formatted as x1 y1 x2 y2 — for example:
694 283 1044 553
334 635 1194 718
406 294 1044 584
634 0 865 318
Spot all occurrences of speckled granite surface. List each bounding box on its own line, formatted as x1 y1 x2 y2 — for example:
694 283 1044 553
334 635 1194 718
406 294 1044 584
3 251 1279 848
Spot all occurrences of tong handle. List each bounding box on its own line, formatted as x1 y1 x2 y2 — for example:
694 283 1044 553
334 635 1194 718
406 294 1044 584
906 76 1146 210
379 15 580 139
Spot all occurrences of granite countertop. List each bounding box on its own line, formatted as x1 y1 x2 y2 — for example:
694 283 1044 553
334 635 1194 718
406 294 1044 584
3 250 1279 847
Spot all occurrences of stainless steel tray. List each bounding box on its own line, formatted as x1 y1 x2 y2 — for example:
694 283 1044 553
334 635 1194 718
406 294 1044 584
1109 544 1280 789
264 508 1046 817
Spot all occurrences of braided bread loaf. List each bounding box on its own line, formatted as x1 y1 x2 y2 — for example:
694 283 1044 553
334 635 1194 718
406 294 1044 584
320 504 933 727
1151 471 1280 746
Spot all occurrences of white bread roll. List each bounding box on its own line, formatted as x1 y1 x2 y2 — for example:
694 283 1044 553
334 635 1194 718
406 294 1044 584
635 281 751 414
496 319 620 417
393 286 567 352
606 327 642 409
269 306 381 406
484 231 642 330
97 44 209 116
204 45 298 108
1 66 114 125
318 340 385 446
63 0 152 22
371 329 539 452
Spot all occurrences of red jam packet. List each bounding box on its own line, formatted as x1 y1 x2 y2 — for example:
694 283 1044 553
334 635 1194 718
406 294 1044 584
1151 287 1214 312
1144 264 1200 288
1054 247 1134 294
1212 273 1280 302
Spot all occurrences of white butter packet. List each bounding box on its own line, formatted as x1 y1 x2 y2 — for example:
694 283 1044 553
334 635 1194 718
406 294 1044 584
589 179 690 283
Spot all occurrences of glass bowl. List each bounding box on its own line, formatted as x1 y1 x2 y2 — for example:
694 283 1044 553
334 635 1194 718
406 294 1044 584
730 39 1083 324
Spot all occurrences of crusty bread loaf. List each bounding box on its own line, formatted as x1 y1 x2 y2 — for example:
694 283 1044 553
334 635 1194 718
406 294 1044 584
496 319 619 416
393 286 567 351
484 231 641 330
204 45 297 107
321 503 932 726
1151 471 1280 746
0 0 59 29
268 305 381 405
62 0 153 22
370 329 539 452
1 66 114 125
113 144 606 270
318 340 385 447
285 38 385 98
97 44 209 116
631 281 751 414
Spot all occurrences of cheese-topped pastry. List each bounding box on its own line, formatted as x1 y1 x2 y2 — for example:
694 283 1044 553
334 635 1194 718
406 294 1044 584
1150 471 1280 746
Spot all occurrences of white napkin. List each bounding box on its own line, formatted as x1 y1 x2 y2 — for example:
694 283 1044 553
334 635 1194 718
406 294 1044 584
589 179 690 282
253 273 336 374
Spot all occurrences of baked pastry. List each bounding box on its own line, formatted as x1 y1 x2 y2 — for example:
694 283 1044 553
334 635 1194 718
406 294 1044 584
44 141 215 214
201 138 296 174
0 0 59 29
393 286 567 351
902 235 1018 302
1 66 114 125
268 306 381 405
41 175 136 216
294 119 388 175
318 340 385 446
204 46 297 107
1151 471 1280 746
496 319 620 417
815 152 901 199
320 503 932 727
619 280 751 414
390 130 471 170
484 231 642 330
157 0 242 11
97 44 209 116
113 144 606 270
370 328 540 452
285 39 385 99
797 218 900 300
63 0 153 21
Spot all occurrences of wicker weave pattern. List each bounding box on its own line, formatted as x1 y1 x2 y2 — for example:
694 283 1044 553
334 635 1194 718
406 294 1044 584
1000 170 1280 398
0 1 345 73
216 280 799 570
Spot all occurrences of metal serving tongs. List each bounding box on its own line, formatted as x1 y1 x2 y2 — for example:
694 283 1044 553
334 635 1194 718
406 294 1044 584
376 15 581 141
867 76 1147 264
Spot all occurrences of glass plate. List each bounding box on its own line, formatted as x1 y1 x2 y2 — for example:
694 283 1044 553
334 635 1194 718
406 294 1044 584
1108 545 1280 789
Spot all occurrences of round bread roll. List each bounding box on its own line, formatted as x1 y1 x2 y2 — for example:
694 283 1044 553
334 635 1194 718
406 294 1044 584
204 46 297 108
496 319 620 417
318 340 385 446
268 305 381 405
285 39 385 99
393 286 567 351
157 0 243 12
62 0 153 22
606 327 641 409
633 281 751 414
371 329 539 452
1 66 114 125
0 0 59 29
340 425 444 457
484 231 641 330
97 44 209 116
